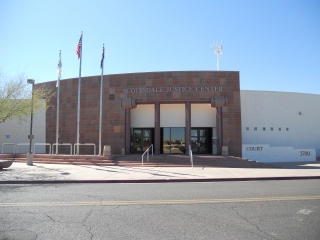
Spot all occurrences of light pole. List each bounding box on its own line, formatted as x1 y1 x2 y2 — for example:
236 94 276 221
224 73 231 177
27 79 35 165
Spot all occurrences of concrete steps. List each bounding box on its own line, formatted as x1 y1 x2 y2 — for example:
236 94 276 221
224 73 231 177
2 154 116 166
1 154 279 168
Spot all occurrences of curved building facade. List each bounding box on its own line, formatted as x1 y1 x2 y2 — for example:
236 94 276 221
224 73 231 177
2 71 320 163
43 71 242 157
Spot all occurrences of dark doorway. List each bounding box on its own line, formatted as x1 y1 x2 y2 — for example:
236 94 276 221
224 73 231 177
131 128 153 153
190 128 212 154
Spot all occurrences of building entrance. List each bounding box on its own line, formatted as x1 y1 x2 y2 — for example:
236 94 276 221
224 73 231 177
191 128 212 154
131 128 153 153
160 127 186 154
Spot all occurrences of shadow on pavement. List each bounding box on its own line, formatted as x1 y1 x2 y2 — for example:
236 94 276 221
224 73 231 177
271 161 320 169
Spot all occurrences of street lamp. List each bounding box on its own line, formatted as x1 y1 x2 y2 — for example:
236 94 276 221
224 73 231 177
27 79 35 166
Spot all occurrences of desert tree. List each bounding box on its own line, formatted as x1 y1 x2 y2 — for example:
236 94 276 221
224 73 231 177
0 70 54 123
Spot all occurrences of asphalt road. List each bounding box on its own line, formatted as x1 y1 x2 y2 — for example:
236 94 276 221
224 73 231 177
1 180 320 240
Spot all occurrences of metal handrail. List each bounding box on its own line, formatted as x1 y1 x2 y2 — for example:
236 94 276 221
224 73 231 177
2 143 16 154
189 144 193 168
142 144 153 168
34 143 52 154
74 143 96 156
16 143 30 154
52 143 72 155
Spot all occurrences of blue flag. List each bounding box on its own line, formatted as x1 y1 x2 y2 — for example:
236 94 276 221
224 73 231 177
100 45 105 69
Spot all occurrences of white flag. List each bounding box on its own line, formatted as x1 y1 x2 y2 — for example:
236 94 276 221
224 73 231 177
56 51 62 87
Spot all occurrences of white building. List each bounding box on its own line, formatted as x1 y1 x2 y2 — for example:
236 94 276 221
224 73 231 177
241 90 320 162
1 90 319 163
0 102 46 154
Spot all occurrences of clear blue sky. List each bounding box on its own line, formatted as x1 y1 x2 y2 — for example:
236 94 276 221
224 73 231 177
1 0 319 94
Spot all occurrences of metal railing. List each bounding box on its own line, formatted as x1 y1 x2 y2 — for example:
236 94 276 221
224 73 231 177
16 143 30 154
34 143 52 154
1 142 100 155
189 144 193 168
1 143 16 154
52 143 73 155
74 143 96 156
142 144 153 168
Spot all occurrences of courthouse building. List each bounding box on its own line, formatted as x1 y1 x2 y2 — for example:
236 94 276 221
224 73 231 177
45 71 241 157
1 70 319 163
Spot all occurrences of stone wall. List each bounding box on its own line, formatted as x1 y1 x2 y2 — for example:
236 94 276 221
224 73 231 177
43 71 242 156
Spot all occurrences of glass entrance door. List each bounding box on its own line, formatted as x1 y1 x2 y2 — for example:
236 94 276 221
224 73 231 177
132 129 153 153
161 128 186 154
191 128 208 154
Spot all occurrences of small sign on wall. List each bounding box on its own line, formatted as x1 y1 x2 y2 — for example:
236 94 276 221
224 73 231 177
6 135 10 139
242 144 316 162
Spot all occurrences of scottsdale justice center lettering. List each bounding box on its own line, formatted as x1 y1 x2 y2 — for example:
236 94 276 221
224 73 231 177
124 86 223 94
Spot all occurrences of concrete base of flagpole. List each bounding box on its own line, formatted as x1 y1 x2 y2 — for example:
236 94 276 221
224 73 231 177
27 153 33 166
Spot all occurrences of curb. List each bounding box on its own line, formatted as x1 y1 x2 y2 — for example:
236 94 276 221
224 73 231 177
1 176 320 184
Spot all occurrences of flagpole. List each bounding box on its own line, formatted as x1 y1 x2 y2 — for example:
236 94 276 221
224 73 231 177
99 44 104 156
77 32 83 155
56 50 62 154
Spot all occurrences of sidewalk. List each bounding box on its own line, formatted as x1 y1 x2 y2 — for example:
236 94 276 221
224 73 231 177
1 161 320 183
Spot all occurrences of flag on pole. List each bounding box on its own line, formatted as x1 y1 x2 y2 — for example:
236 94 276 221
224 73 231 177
56 50 62 87
76 32 83 155
76 35 82 59
99 44 104 155
100 45 105 69
56 50 62 154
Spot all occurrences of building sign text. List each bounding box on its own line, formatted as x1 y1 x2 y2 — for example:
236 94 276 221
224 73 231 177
246 147 263 151
124 86 223 94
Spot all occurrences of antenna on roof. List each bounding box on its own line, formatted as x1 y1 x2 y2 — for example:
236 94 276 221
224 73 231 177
210 40 223 71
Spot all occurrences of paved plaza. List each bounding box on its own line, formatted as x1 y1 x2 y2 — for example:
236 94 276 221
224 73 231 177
1 161 320 183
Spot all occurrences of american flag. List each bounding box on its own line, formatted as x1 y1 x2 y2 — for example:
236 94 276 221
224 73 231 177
100 45 105 69
76 35 82 59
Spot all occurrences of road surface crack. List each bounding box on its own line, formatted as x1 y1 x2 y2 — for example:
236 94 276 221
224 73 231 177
82 210 94 239
44 213 55 222
232 206 279 240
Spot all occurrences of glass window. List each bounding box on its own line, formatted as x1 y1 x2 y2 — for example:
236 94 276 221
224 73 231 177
171 128 185 154
191 129 198 137
133 130 142 152
163 128 171 154
144 130 150 137
131 129 153 153
163 128 185 154
191 137 197 152
200 130 206 137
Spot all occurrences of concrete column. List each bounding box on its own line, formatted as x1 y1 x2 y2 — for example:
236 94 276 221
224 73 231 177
154 102 160 154
27 153 33 166
216 107 222 155
121 98 137 155
125 108 131 154
185 101 191 154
